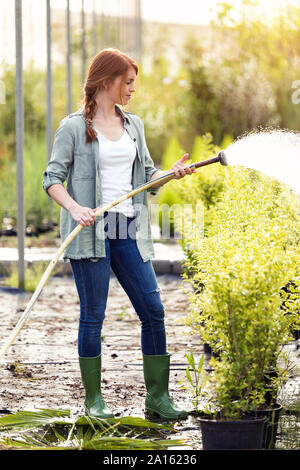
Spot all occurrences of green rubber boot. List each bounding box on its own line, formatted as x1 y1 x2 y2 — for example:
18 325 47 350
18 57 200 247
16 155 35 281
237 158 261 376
143 353 188 420
79 354 114 419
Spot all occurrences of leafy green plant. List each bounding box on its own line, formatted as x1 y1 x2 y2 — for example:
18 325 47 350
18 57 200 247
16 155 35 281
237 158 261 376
172 135 225 282
0 135 60 232
0 65 46 152
180 37 223 145
181 166 300 419
185 349 204 413
0 409 186 450
24 136 59 230
157 136 186 237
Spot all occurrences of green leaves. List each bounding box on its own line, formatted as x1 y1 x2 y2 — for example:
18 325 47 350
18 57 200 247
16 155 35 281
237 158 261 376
185 349 204 412
0 408 71 429
180 160 299 418
0 409 186 450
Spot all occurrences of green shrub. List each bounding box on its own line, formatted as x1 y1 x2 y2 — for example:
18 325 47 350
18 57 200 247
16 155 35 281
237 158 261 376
181 166 300 418
0 144 16 226
0 136 59 231
24 136 59 229
157 136 186 237
172 134 225 259
0 66 46 152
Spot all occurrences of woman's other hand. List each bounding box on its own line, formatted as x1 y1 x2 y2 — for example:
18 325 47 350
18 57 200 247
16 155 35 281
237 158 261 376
69 204 96 226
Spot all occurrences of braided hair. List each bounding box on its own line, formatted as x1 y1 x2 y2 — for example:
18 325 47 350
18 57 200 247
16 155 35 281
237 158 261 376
81 48 138 143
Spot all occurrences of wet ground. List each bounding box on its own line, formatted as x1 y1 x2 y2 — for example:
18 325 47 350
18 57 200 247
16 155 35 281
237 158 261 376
0 273 299 450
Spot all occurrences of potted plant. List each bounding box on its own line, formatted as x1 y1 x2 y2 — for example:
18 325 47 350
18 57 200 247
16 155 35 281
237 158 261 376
179 166 299 449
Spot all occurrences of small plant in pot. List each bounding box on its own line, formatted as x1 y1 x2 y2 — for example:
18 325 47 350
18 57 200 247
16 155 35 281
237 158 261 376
180 168 300 450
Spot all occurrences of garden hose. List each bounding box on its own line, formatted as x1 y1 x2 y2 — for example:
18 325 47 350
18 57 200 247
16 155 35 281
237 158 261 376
0 151 227 360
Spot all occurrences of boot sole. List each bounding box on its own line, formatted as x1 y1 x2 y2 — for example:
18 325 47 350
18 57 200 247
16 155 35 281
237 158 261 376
85 407 114 420
145 408 188 420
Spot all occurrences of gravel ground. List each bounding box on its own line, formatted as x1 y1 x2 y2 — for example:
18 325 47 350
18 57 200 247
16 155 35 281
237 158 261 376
0 272 299 450
0 274 200 437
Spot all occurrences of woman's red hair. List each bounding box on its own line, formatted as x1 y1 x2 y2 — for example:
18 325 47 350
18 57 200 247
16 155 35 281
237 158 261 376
81 48 138 143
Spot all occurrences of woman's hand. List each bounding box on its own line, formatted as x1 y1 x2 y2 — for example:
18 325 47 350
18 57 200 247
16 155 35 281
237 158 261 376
69 204 96 226
149 153 197 190
172 153 196 179
47 184 96 227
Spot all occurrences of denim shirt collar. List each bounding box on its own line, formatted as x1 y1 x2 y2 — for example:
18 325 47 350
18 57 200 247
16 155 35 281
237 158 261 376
115 104 130 123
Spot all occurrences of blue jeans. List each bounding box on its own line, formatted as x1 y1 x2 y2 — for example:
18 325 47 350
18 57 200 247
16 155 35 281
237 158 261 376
70 212 166 358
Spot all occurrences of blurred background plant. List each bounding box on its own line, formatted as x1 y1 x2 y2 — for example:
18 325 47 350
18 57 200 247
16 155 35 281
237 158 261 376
0 1 299 235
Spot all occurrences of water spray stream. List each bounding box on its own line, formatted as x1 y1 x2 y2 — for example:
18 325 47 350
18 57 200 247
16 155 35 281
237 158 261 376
221 129 300 193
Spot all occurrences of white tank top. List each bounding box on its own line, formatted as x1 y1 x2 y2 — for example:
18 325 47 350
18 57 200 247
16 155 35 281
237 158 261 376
96 128 136 217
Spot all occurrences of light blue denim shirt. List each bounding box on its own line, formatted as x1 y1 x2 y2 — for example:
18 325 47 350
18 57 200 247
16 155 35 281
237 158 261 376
43 106 159 261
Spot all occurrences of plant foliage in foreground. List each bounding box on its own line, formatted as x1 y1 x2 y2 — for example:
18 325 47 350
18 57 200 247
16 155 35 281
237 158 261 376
0 409 186 450
178 156 300 419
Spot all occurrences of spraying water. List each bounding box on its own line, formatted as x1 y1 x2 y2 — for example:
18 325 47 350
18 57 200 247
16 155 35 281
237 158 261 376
223 129 300 193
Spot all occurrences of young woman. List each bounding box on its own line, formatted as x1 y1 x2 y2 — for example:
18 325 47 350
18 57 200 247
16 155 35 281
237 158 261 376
43 48 195 420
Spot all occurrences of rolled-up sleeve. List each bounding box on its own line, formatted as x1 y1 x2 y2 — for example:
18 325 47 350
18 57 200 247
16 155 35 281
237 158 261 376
42 117 74 194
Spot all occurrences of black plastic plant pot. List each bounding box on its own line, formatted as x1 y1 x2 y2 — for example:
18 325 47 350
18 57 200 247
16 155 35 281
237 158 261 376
199 417 266 450
255 403 282 450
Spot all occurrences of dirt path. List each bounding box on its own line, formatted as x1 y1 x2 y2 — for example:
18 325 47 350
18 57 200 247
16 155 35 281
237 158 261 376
0 273 200 418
